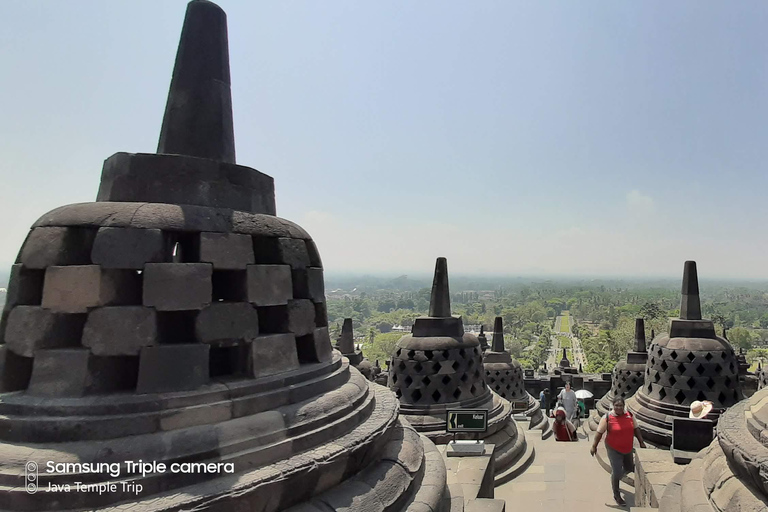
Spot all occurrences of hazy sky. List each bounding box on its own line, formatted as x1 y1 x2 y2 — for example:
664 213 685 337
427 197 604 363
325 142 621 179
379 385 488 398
2 1 768 278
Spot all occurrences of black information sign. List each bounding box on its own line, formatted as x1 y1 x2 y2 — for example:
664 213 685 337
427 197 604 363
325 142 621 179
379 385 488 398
445 409 488 433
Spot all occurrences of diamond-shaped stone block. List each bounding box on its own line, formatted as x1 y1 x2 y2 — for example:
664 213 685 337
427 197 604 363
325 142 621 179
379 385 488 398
5 306 84 357
42 265 141 313
249 333 300 378
199 232 254 270
91 227 167 269
195 302 259 345
143 263 212 311
136 344 209 394
82 306 157 356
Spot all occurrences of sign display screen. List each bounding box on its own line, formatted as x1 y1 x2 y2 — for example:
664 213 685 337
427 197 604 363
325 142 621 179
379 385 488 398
445 409 488 433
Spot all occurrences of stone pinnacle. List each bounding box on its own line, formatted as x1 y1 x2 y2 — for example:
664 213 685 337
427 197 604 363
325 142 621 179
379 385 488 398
157 0 236 163
428 257 451 317
339 318 354 354
679 261 702 320
492 317 504 352
634 318 647 353
723 327 728 340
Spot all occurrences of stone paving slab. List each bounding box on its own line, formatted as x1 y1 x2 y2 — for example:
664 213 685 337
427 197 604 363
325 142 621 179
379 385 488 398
495 426 636 511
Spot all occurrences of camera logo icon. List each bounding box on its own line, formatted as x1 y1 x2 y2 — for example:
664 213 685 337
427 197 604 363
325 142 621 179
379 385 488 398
25 462 37 494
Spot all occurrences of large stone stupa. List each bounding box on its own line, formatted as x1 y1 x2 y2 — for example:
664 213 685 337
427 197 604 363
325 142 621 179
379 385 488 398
658 386 768 511
626 261 744 447
484 317 546 430
0 2 450 510
388 257 530 483
592 318 648 423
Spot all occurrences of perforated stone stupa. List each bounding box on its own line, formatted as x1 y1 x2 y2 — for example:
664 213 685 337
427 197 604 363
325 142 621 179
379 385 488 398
0 2 451 510
484 317 546 429
593 318 648 421
626 261 744 447
389 257 530 483
657 386 768 511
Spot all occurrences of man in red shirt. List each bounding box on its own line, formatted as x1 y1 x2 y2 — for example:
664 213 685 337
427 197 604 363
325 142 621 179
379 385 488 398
590 396 646 506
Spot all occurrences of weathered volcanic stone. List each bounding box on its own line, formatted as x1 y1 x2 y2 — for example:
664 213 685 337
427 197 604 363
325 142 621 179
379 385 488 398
19 226 96 269
42 265 141 313
91 227 168 269
250 333 300 378
82 306 158 356
246 264 292 306
98 153 277 215
157 0 234 163
143 263 212 310
27 349 92 397
5 264 44 307
136 344 209 393
5 306 84 357
195 302 259 345
199 232 254 269
305 240 323 268
288 299 316 337
292 267 325 301
253 237 311 268
0 345 33 391
314 327 333 363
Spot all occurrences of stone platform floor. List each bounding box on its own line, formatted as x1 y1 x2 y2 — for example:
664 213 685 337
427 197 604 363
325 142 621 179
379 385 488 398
495 426 636 511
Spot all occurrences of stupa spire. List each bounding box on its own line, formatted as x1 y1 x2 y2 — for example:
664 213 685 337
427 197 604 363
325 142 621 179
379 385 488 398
492 316 504 352
157 0 236 163
339 318 354 354
634 318 647 353
679 261 702 320
428 257 451 317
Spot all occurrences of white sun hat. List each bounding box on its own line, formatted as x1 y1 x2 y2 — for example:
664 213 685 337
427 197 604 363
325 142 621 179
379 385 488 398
689 400 714 419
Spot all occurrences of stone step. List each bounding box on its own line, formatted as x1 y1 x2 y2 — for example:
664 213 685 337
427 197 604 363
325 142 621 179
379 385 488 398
465 498 506 512
493 439 536 485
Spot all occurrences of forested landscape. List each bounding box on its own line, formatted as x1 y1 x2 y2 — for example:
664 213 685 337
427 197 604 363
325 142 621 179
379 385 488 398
324 275 768 374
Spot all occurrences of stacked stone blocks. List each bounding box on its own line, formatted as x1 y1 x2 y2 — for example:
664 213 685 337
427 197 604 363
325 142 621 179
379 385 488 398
0 224 329 397
644 342 742 406
389 345 487 404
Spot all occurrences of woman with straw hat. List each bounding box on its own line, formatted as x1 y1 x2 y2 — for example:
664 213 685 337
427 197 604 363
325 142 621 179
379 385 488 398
689 400 714 419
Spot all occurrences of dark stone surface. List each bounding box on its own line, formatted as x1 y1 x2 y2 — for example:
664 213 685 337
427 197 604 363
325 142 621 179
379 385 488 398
428 257 451 317
91 227 168 269
249 333 299 378
195 302 259 345
287 299 316 337
199 231 254 269
680 261 702 320
19 226 96 269
27 349 92 397
246 264 292 306
157 0 234 163
305 240 323 268
41 266 141 313
97 153 276 215
5 264 44 308
33 202 310 238
5 306 85 357
291 267 325 302
0 346 32 392
136 344 209 393
82 306 158 356
143 263 212 310
338 318 355 354
313 327 333 363
411 316 464 337
492 316 504 352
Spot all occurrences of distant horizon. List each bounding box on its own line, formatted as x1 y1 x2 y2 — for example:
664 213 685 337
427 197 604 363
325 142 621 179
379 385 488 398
4 2 768 278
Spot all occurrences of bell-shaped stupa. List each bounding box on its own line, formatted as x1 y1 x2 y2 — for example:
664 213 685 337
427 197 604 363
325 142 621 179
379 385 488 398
484 317 547 429
657 386 768 511
388 258 531 483
626 261 744 447
0 2 450 510
592 318 648 423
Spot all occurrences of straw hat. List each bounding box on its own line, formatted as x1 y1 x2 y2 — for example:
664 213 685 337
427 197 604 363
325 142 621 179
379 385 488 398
689 400 714 419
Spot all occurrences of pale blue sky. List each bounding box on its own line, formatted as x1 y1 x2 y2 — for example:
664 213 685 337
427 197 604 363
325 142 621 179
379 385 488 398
1 1 768 278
